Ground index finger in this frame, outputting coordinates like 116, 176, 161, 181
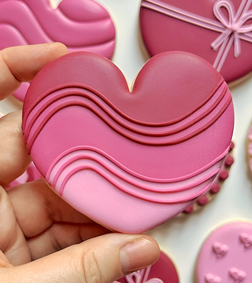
0, 43, 68, 100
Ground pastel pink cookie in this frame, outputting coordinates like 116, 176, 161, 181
196, 222, 252, 283
115, 251, 179, 283
0, 0, 115, 101
22, 51, 234, 233
140, 0, 252, 83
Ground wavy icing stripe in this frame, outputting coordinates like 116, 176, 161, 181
0, 0, 115, 101
23, 83, 231, 150
22, 52, 234, 232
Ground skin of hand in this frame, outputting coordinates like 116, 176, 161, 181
0, 43, 160, 283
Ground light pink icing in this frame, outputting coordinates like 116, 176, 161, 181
0, 0, 115, 101
140, 0, 252, 83
22, 51, 234, 233
197, 222, 252, 283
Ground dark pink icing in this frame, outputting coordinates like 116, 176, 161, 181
140, 0, 252, 83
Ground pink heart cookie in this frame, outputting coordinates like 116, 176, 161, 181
22, 51, 234, 233
115, 251, 179, 283
196, 222, 252, 283
0, 0, 115, 101
140, 0, 252, 83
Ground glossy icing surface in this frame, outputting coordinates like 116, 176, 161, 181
197, 222, 252, 283
140, 0, 252, 83
22, 51, 234, 233
0, 0, 115, 101
115, 251, 179, 283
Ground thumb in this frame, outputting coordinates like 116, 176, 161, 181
5, 233, 160, 283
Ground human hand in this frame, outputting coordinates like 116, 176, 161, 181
0, 44, 160, 283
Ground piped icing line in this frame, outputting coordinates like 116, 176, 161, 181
23, 81, 227, 138
45, 147, 228, 202
114, 266, 164, 283
22, 78, 224, 128
247, 124, 252, 173
47, 148, 220, 193
46, 146, 230, 184
0, 0, 115, 47
24, 84, 232, 150
141, 0, 252, 71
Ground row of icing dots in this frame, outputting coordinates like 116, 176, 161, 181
23, 83, 228, 141
47, 148, 222, 193
23, 86, 232, 150
23, 81, 228, 135
46, 146, 230, 184
183, 142, 234, 213
45, 150, 224, 203
0, 0, 115, 47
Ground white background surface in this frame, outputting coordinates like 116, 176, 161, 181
1, 0, 252, 282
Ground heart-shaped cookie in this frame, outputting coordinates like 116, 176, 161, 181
22, 51, 234, 233
140, 0, 252, 83
197, 222, 252, 283
0, 0, 115, 101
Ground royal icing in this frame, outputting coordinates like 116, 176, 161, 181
22, 51, 234, 233
115, 251, 179, 283
140, 0, 252, 83
0, 0, 115, 101
197, 222, 252, 283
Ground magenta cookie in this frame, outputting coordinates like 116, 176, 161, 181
0, 0, 115, 101
115, 251, 179, 283
196, 221, 252, 283
22, 51, 234, 233
140, 0, 252, 83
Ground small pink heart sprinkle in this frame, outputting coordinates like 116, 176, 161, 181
212, 242, 229, 257
229, 268, 246, 282
240, 233, 252, 248
205, 273, 222, 283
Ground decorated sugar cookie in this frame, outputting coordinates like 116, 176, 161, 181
0, 0, 116, 101
183, 142, 235, 214
196, 221, 252, 283
140, 0, 252, 83
115, 251, 179, 283
22, 51, 234, 233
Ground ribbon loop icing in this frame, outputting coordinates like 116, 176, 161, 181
141, 0, 252, 72
212, 0, 252, 58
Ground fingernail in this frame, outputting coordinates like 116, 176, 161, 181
120, 238, 159, 273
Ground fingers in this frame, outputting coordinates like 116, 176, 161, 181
8, 179, 95, 238
0, 43, 68, 100
3, 233, 160, 283
27, 222, 109, 260
0, 111, 31, 187
0, 186, 30, 266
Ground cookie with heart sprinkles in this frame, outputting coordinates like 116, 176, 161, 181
22, 51, 234, 233
140, 0, 252, 83
196, 221, 252, 283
